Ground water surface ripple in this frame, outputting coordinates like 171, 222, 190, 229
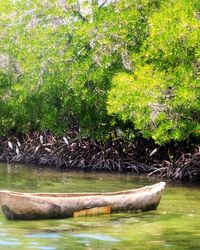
0, 163, 200, 249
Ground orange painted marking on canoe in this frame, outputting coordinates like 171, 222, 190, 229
73, 206, 112, 217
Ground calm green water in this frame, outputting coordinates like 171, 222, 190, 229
0, 163, 200, 250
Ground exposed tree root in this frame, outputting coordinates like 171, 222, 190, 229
0, 132, 199, 181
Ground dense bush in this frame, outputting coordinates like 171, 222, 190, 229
0, 0, 199, 144
107, 0, 200, 144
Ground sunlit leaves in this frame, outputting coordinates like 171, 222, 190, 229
107, 0, 200, 144
0, 0, 199, 144
107, 66, 168, 140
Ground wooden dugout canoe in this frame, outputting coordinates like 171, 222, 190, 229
0, 182, 166, 220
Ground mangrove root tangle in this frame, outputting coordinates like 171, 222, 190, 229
0, 132, 199, 181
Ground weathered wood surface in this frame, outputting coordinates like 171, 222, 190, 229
0, 182, 166, 220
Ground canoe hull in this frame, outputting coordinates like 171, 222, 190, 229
0, 182, 165, 220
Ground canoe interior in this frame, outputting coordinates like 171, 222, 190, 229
0, 182, 166, 199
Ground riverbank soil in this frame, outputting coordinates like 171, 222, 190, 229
0, 132, 199, 182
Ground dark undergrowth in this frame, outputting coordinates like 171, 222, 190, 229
0, 132, 199, 182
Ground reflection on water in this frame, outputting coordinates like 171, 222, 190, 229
0, 163, 200, 249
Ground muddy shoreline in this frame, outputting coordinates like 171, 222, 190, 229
0, 132, 199, 182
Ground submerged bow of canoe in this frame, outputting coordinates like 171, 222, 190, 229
0, 182, 166, 220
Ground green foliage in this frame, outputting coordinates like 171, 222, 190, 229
0, 0, 199, 144
108, 0, 200, 144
